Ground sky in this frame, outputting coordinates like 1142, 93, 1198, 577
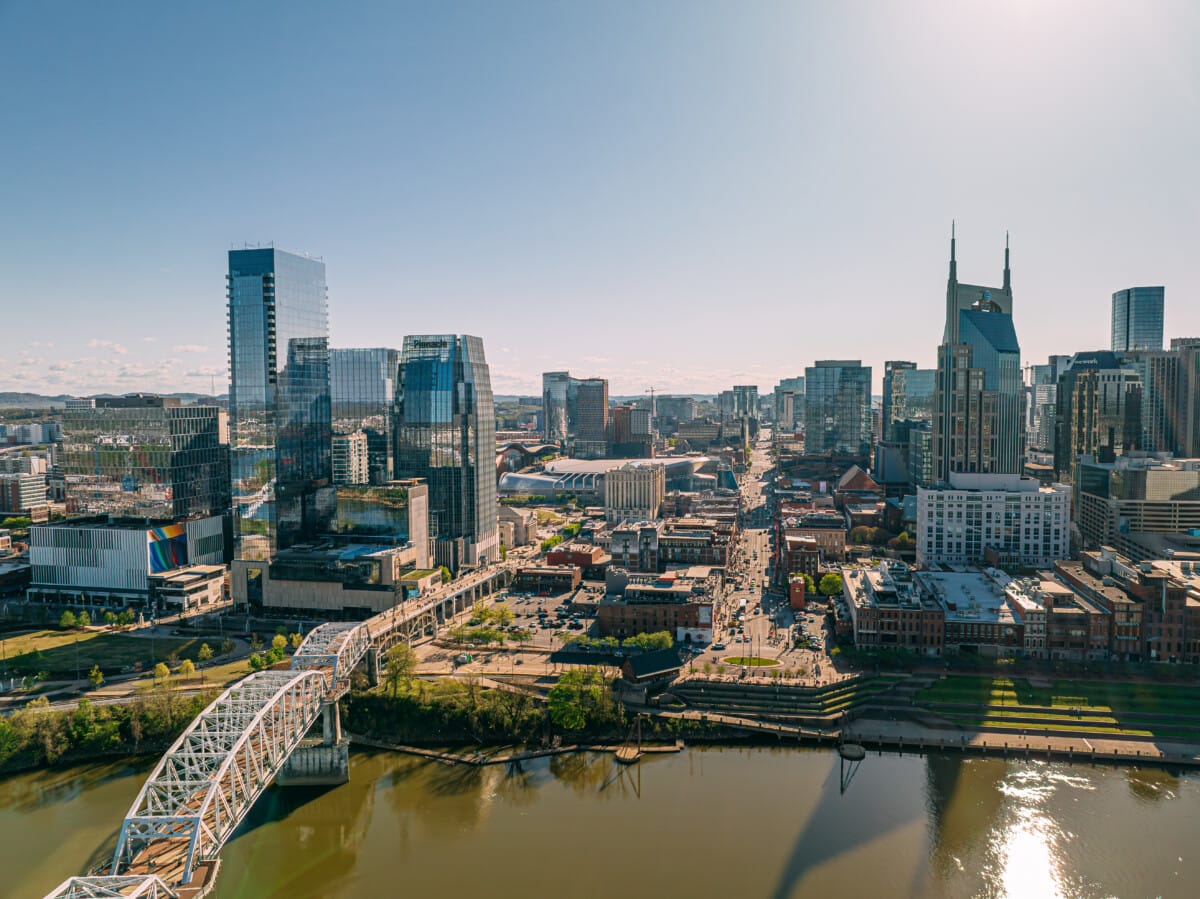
1, 1, 1198, 398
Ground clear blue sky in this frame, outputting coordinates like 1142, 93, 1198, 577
2, 1, 1197, 397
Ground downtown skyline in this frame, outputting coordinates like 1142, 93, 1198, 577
3, 1, 1199, 397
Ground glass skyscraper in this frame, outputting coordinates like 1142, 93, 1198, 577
394, 335, 499, 567
803, 361, 872, 455
331, 347, 400, 484
59, 395, 230, 521
1111, 286, 1165, 353
228, 247, 334, 560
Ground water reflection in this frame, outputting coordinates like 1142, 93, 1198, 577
10, 747, 1200, 899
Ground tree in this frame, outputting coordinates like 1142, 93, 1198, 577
383, 643, 418, 698
249, 633, 264, 652
500, 544, 508, 561
117, 609, 135, 628
888, 531, 915, 551
849, 525, 873, 545
271, 633, 288, 653
77, 610, 91, 628
290, 632, 303, 650
248, 653, 266, 672
547, 668, 615, 731
220, 639, 236, 657
87, 665, 104, 689
104, 611, 118, 628
197, 643, 214, 665
59, 610, 77, 629
818, 572, 844, 597
179, 659, 196, 679
491, 604, 515, 627
153, 662, 170, 682
439, 566, 452, 584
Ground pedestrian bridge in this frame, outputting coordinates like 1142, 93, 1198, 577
45, 566, 511, 898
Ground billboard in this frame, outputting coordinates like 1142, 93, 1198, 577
147, 524, 189, 573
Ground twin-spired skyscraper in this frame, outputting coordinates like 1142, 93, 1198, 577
933, 227, 1024, 481
228, 248, 498, 569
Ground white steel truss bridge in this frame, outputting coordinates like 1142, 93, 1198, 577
43, 622, 371, 897
44, 565, 512, 898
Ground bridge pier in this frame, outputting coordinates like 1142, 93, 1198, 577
367, 647, 381, 687
277, 701, 349, 786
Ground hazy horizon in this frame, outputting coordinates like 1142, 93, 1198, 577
3, 2, 1198, 397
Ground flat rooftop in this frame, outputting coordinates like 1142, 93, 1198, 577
916, 569, 1015, 624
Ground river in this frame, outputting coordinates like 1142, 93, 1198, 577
5, 746, 1199, 898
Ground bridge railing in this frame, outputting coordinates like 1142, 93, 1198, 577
42, 875, 178, 899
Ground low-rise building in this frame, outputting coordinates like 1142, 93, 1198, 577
512, 564, 582, 594
598, 568, 718, 644
230, 540, 427, 616
1004, 577, 1109, 661
546, 543, 611, 578
841, 561, 944, 655
28, 515, 228, 609
498, 505, 537, 547
148, 565, 226, 613
782, 511, 847, 564
920, 568, 1023, 657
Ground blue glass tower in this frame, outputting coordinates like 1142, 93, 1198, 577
1111, 286, 1164, 353
228, 248, 334, 559
394, 335, 499, 568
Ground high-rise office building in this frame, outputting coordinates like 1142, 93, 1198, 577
1111, 287, 1165, 353
59, 395, 230, 521
574, 378, 609, 459
882, 362, 936, 442
803, 361, 872, 455
394, 335, 499, 567
331, 347, 400, 485
933, 228, 1024, 481
1052, 352, 1143, 482
542, 371, 576, 444
228, 247, 334, 560
774, 377, 804, 431
1174, 338, 1200, 458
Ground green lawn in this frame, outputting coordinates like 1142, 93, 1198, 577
725, 656, 779, 667
917, 675, 1200, 740
917, 675, 1200, 717
0, 629, 218, 678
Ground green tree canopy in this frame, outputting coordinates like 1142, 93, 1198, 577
58, 610, 76, 629
77, 610, 91, 628
197, 643, 214, 664
179, 659, 196, 678
547, 668, 615, 731
818, 572, 844, 596
87, 665, 104, 689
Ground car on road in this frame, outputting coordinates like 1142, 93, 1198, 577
712, 642, 726, 650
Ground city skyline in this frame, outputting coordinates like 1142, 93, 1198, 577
3, 3, 1200, 396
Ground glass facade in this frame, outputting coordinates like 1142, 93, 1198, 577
1112, 287, 1164, 353
228, 248, 333, 560
542, 371, 573, 443
803, 361, 872, 455
394, 335, 499, 565
331, 347, 400, 484
59, 396, 230, 521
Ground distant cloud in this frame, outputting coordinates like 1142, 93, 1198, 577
173, 344, 209, 354
141, 337, 158, 343
87, 338, 128, 355
30, 340, 54, 348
